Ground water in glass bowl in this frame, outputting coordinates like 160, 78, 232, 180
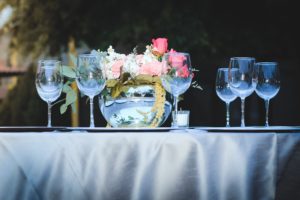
100, 97, 172, 127
99, 85, 172, 128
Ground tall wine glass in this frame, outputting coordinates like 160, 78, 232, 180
216, 68, 238, 127
161, 52, 193, 127
255, 62, 280, 127
35, 60, 63, 127
76, 54, 106, 128
228, 57, 256, 127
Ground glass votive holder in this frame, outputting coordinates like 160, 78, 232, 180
172, 110, 190, 128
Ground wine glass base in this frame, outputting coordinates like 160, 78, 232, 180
171, 122, 178, 128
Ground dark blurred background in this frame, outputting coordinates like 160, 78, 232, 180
0, 0, 299, 127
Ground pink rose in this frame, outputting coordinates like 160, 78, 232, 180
139, 60, 168, 76
152, 38, 168, 56
177, 65, 190, 78
169, 49, 177, 53
168, 52, 186, 68
111, 60, 124, 78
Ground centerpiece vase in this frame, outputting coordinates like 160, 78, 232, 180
99, 84, 172, 128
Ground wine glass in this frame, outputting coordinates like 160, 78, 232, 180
35, 60, 63, 127
76, 54, 106, 128
216, 68, 238, 127
228, 57, 256, 127
161, 52, 193, 127
255, 62, 280, 127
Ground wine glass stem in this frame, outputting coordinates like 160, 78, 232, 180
89, 97, 95, 128
265, 99, 270, 127
241, 98, 245, 127
47, 102, 51, 128
173, 95, 179, 127
226, 102, 230, 127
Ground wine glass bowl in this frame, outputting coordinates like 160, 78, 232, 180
255, 62, 280, 100
161, 52, 192, 96
255, 62, 280, 126
76, 54, 105, 98
216, 68, 237, 127
35, 60, 63, 127
229, 57, 256, 98
161, 52, 193, 127
76, 54, 106, 128
228, 57, 256, 127
161, 76, 192, 98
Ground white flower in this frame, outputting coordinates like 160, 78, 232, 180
102, 62, 114, 79
123, 54, 140, 77
100, 46, 126, 79
96, 44, 162, 80
143, 45, 157, 63
106, 46, 126, 61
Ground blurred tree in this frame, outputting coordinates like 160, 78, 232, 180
0, 0, 299, 126
0, 0, 213, 126
0, 0, 214, 58
0, 65, 69, 126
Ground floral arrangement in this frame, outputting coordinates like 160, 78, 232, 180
100, 38, 169, 80
94, 38, 198, 97
61, 38, 201, 127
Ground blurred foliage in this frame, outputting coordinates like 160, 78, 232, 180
0, 65, 70, 125
1, 0, 299, 61
0, 0, 299, 126
0, 0, 214, 59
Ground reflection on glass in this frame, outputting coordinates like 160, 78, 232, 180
255, 62, 280, 127
228, 57, 256, 127
161, 52, 192, 127
216, 68, 237, 127
36, 60, 63, 127
76, 54, 106, 127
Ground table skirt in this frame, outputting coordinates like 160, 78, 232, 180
1, 130, 300, 200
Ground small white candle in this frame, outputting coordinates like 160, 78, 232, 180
173, 110, 190, 127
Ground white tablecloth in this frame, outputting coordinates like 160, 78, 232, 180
1, 129, 300, 200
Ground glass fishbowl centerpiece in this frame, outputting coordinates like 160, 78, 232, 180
99, 85, 172, 128
60, 37, 199, 128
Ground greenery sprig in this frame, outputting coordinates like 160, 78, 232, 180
60, 54, 77, 114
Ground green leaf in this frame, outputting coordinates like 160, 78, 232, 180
62, 65, 76, 78
128, 116, 134, 120
106, 79, 118, 87
66, 90, 77, 106
62, 84, 72, 93
60, 89, 77, 114
120, 72, 131, 83
60, 104, 68, 114
69, 53, 77, 66
111, 83, 123, 98
101, 88, 108, 97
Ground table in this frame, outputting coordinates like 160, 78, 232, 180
1, 127, 300, 200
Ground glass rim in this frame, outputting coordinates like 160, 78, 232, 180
78, 53, 99, 58
230, 57, 255, 61
38, 59, 61, 64
218, 67, 238, 72
255, 62, 278, 65
165, 52, 190, 56
172, 110, 190, 114
38, 60, 61, 68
